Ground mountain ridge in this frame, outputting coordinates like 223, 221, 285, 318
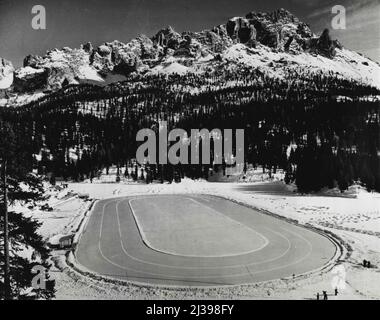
1, 8, 380, 106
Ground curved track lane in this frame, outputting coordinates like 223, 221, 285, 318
76, 195, 338, 286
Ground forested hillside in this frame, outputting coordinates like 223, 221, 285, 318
1, 68, 379, 192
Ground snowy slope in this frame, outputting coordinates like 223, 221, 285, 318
222, 44, 380, 88
0, 72, 13, 89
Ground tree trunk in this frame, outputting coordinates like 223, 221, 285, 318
2, 160, 11, 299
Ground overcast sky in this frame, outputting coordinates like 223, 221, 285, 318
0, 0, 379, 67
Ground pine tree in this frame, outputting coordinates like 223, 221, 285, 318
0, 122, 55, 299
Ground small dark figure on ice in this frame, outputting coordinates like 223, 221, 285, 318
323, 291, 328, 300
363, 259, 372, 268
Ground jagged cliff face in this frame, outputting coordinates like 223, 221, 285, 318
0, 58, 14, 91
0, 8, 379, 105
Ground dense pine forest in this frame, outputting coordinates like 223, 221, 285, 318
1, 69, 379, 193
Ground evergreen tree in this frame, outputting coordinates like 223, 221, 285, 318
0, 122, 55, 299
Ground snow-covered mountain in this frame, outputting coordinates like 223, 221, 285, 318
1, 8, 379, 106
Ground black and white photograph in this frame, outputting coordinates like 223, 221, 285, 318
0, 0, 379, 305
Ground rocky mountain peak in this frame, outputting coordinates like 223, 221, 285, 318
81, 42, 94, 54
152, 25, 182, 49
242, 9, 312, 49
269, 8, 299, 23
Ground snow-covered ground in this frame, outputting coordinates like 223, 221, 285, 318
11, 184, 92, 245
0, 91, 46, 107
17, 178, 380, 299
